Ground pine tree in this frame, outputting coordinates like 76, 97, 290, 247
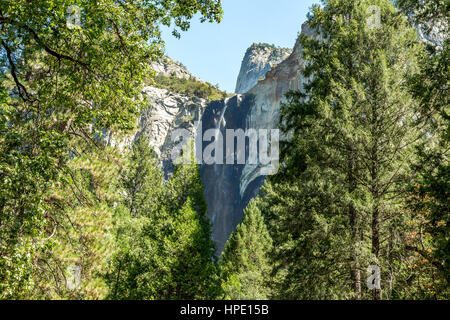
165, 142, 208, 217
397, 0, 449, 299
163, 197, 219, 299
122, 135, 164, 217
220, 200, 273, 300
32, 144, 126, 299
162, 144, 220, 299
263, 0, 426, 299
106, 140, 219, 299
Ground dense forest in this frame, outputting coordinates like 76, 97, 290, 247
0, 0, 448, 300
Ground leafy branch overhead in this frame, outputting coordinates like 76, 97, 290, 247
0, 0, 222, 299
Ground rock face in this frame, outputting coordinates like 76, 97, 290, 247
417, 22, 447, 49
235, 44, 292, 94
139, 87, 207, 175
200, 14, 448, 254
105, 58, 208, 177
388, 0, 447, 49
199, 24, 315, 253
108, 7, 447, 255
150, 56, 203, 82
199, 95, 266, 253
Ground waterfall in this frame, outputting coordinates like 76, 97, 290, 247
217, 98, 230, 132
212, 98, 230, 172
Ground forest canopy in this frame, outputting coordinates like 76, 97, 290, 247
0, 0, 448, 301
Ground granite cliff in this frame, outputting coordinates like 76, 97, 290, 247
109, 6, 446, 254
199, 8, 447, 253
235, 43, 291, 94
199, 24, 315, 252
104, 57, 210, 176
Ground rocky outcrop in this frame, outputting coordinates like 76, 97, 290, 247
200, 13, 448, 253
140, 87, 207, 175
105, 86, 208, 176
417, 21, 447, 49
235, 44, 291, 94
104, 58, 209, 177
150, 56, 203, 82
238, 23, 317, 196
199, 24, 315, 253
107, 7, 447, 255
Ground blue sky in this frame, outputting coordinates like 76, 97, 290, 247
161, 0, 318, 93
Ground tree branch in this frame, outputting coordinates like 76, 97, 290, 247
405, 245, 446, 274
0, 38, 31, 101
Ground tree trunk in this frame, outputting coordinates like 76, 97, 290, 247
388, 226, 394, 299
371, 106, 381, 300
371, 204, 381, 300
348, 151, 361, 299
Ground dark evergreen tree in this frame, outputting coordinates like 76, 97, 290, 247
220, 200, 273, 299
106, 140, 219, 300
162, 144, 220, 299
122, 135, 164, 217
397, 0, 449, 299
261, 0, 426, 299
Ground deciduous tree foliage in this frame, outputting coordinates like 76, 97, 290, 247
0, 0, 222, 298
